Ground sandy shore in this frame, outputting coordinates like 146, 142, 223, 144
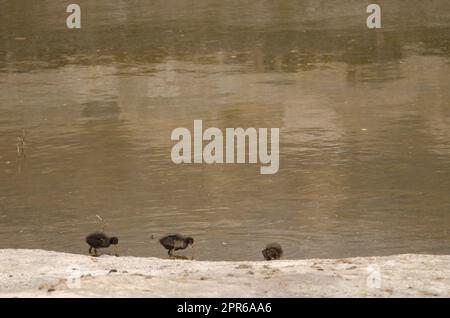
0, 249, 449, 297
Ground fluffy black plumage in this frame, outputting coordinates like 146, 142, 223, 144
262, 243, 283, 260
159, 234, 194, 256
86, 232, 119, 256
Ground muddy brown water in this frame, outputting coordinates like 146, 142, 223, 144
0, 1, 450, 260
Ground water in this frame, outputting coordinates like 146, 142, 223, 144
0, 0, 450, 260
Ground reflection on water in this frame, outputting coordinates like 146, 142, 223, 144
0, 1, 450, 260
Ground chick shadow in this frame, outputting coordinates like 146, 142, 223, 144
89, 252, 120, 258
169, 255, 194, 260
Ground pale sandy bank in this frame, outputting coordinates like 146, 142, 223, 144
0, 249, 449, 297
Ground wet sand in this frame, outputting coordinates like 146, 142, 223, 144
0, 249, 449, 297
